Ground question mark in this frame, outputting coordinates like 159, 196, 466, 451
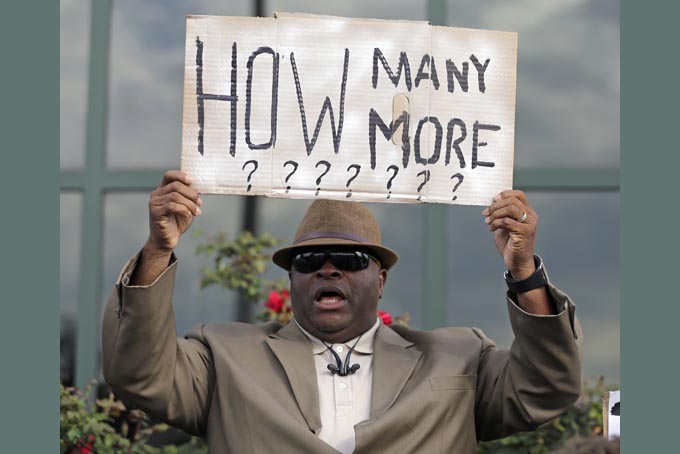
283, 160, 299, 193
315, 160, 331, 196
385, 165, 399, 199
450, 173, 464, 201
345, 164, 361, 198
416, 169, 430, 201
242, 160, 258, 192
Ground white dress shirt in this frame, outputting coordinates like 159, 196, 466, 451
295, 317, 381, 454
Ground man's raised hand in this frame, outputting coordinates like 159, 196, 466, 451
131, 170, 202, 286
482, 190, 555, 315
146, 170, 202, 254
482, 190, 538, 281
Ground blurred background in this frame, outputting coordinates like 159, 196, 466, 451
61, 0, 619, 391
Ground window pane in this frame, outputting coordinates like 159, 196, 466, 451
259, 198, 427, 327
61, 192, 82, 385
106, 0, 426, 169
445, 0, 620, 169
102, 193, 242, 336
266, 0, 427, 20
106, 0, 251, 169
446, 192, 619, 384
60, 0, 90, 169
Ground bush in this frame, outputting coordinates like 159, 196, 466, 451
195, 229, 280, 304
60, 383, 207, 454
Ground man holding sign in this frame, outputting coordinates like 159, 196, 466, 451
102, 170, 582, 453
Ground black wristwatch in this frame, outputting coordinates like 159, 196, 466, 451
504, 255, 549, 294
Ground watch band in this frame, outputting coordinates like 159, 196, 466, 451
504, 255, 549, 294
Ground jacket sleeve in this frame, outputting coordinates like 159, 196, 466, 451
101, 253, 215, 437
473, 284, 584, 441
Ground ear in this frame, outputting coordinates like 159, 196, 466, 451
378, 269, 388, 298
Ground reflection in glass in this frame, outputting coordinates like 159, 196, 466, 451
445, 192, 619, 383
445, 0, 619, 168
107, 0, 251, 169
61, 192, 82, 385
60, 0, 90, 169
266, 0, 427, 21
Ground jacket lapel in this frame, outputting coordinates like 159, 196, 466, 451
265, 322, 322, 434
370, 324, 422, 418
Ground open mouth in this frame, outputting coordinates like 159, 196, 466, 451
314, 287, 347, 308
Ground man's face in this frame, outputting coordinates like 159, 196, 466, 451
289, 247, 387, 343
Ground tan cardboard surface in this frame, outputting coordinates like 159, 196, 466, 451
181, 14, 517, 206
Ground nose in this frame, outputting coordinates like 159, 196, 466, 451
316, 259, 342, 278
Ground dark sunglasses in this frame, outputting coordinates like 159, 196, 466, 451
292, 250, 380, 273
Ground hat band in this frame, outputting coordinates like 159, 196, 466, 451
294, 230, 373, 245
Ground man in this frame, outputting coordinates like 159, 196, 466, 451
102, 170, 583, 454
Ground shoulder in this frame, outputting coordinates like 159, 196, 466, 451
388, 324, 492, 352
185, 321, 284, 343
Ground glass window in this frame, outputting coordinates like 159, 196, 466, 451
102, 193, 243, 336
371, 203, 427, 324
445, 192, 619, 384
259, 198, 427, 327
107, 0, 427, 169
60, 0, 90, 169
61, 192, 82, 385
106, 0, 251, 169
445, 0, 619, 169
266, 0, 428, 21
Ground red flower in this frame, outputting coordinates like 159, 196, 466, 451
377, 310, 392, 325
87, 435, 96, 444
266, 290, 285, 313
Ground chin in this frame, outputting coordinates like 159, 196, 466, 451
311, 314, 351, 334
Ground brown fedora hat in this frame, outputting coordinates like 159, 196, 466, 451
272, 199, 399, 271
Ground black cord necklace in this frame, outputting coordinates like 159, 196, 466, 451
323, 335, 363, 377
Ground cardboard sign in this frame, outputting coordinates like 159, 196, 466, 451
603, 390, 620, 439
181, 13, 517, 205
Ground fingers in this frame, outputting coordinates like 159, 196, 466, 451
160, 170, 193, 188
482, 190, 537, 228
151, 191, 202, 216
153, 170, 203, 214
160, 201, 194, 221
482, 190, 539, 273
153, 182, 202, 210
144, 171, 204, 255
485, 204, 526, 226
487, 215, 531, 233
489, 190, 532, 213
491, 189, 530, 206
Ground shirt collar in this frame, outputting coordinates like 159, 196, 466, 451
295, 317, 381, 355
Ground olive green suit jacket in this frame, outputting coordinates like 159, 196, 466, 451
102, 255, 583, 454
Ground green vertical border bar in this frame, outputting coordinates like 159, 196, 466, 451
75, 0, 113, 389
424, 0, 448, 329
622, 1, 674, 450
0, 1, 59, 450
